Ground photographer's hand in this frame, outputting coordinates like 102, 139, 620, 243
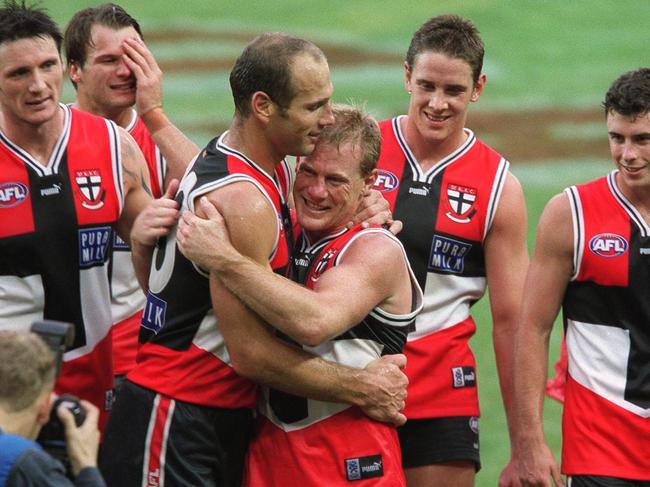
57, 400, 100, 477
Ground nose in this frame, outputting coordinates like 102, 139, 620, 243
29, 71, 47, 93
621, 141, 638, 162
319, 102, 335, 127
307, 177, 328, 199
428, 91, 448, 111
116, 58, 133, 78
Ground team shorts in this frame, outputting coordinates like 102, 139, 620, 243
99, 380, 254, 487
398, 416, 480, 471
568, 476, 650, 487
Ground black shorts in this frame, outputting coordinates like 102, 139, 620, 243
99, 380, 254, 487
398, 416, 480, 471
568, 476, 650, 487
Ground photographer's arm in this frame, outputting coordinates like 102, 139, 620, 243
58, 400, 106, 486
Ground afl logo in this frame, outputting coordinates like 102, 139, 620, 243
0, 182, 28, 208
589, 233, 628, 257
373, 170, 398, 192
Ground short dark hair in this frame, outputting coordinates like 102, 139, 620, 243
64, 3, 143, 68
603, 68, 650, 120
0, 331, 55, 412
0, 0, 62, 53
319, 103, 380, 178
229, 32, 326, 117
406, 14, 484, 84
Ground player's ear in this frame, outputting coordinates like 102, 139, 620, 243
471, 73, 487, 102
68, 61, 82, 86
251, 91, 274, 122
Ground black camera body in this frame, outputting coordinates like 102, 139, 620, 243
31, 320, 86, 477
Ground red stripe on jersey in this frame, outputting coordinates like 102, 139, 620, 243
130, 115, 163, 198
67, 109, 121, 226
562, 376, 650, 479
129, 342, 257, 409
56, 331, 114, 431
112, 310, 142, 375
403, 317, 479, 418
573, 177, 630, 286
244, 409, 404, 487
0, 158, 34, 238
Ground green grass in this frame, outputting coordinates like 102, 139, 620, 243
40, 1, 641, 483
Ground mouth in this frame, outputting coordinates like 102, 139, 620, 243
424, 111, 450, 124
26, 97, 51, 109
302, 197, 329, 212
111, 82, 136, 92
619, 162, 648, 173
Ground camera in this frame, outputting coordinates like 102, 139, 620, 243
31, 320, 86, 477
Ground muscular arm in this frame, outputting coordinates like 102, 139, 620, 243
513, 193, 572, 487
113, 128, 154, 288
206, 184, 408, 424
178, 198, 412, 346
122, 37, 199, 185
485, 173, 529, 442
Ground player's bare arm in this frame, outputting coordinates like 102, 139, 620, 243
122, 37, 199, 185
486, 173, 529, 487
180, 200, 412, 345
207, 183, 409, 425
513, 193, 573, 487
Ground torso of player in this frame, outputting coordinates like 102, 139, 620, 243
260, 225, 422, 432
0, 104, 122, 415
128, 132, 293, 409
561, 172, 650, 478
375, 116, 509, 340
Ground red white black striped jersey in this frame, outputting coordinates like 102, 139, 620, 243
128, 132, 293, 409
246, 225, 421, 487
561, 171, 650, 480
375, 116, 509, 418
110, 109, 166, 375
0, 104, 123, 422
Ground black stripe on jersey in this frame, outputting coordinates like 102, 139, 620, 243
331, 313, 410, 356
563, 225, 650, 409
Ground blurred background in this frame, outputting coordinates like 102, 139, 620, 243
42, 0, 648, 483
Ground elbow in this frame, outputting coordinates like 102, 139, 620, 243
291, 318, 331, 348
228, 343, 264, 381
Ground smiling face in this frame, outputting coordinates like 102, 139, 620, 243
0, 36, 63, 128
607, 110, 650, 192
405, 51, 485, 156
267, 52, 335, 158
69, 24, 140, 122
294, 139, 374, 241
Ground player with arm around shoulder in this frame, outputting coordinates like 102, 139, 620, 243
178, 103, 423, 486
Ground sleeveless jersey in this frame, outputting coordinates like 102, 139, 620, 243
375, 116, 509, 418
245, 225, 423, 486
561, 171, 650, 480
0, 104, 123, 422
128, 132, 293, 409
110, 110, 166, 376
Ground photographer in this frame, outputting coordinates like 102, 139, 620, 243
0, 331, 105, 487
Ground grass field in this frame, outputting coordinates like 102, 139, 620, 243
40, 1, 648, 484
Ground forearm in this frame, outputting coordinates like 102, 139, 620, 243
214, 251, 335, 345
131, 240, 154, 293
140, 108, 199, 185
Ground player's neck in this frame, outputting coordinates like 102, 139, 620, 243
0, 105, 64, 167
73, 98, 134, 129
224, 118, 281, 177
401, 116, 468, 171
